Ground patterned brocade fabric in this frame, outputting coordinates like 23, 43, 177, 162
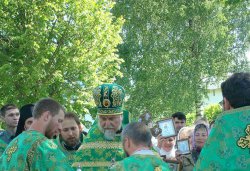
194, 106, 250, 171
0, 130, 73, 171
72, 123, 126, 171
110, 154, 170, 171
53, 136, 77, 166
93, 83, 125, 115
0, 139, 7, 156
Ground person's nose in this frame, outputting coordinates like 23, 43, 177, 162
69, 130, 73, 136
58, 124, 62, 132
13, 115, 19, 120
105, 120, 111, 127
196, 135, 202, 140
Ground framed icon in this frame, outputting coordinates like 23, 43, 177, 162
157, 118, 176, 138
163, 159, 181, 171
177, 139, 191, 155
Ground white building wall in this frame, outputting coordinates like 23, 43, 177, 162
201, 88, 223, 111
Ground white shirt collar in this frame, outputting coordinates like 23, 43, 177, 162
132, 149, 155, 155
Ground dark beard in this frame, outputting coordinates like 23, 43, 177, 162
62, 140, 81, 151
44, 132, 53, 139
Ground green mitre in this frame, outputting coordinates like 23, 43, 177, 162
93, 83, 125, 116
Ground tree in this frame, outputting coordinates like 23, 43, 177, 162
186, 112, 196, 126
113, 0, 249, 120
0, 0, 124, 119
203, 104, 222, 123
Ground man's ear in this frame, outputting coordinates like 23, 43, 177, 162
124, 137, 131, 148
223, 97, 232, 111
42, 111, 51, 122
78, 124, 82, 132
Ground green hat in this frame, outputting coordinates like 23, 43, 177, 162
93, 83, 125, 115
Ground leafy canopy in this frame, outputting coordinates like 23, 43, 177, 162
0, 0, 124, 120
113, 0, 249, 120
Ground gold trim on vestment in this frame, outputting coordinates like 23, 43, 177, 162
98, 112, 123, 116
27, 137, 47, 167
237, 125, 250, 149
72, 161, 112, 167
154, 167, 162, 171
79, 141, 122, 150
6, 139, 18, 162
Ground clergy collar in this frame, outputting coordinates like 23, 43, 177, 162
60, 132, 83, 151
132, 149, 155, 155
62, 141, 81, 151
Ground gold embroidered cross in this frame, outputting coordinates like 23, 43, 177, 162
237, 125, 250, 149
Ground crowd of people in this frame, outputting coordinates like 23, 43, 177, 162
0, 72, 249, 170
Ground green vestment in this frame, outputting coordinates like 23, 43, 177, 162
0, 138, 7, 156
194, 106, 250, 171
53, 136, 76, 166
0, 130, 73, 171
0, 130, 14, 144
0, 130, 14, 156
53, 133, 84, 165
72, 123, 126, 171
111, 151, 170, 171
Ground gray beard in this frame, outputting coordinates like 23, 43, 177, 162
98, 120, 122, 141
104, 129, 116, 141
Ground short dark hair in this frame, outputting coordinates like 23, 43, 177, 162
15, 104, 34, 137
221, 72, 250, 108
0, 104, 18, 117
33, 98, 65, 119
122, 122, 152, 147
64, 112, 81, 125
172, 112, 186, 121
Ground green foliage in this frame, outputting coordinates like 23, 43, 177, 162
113, 0, 250, 118
0, 0, 124, 118
0, 119, 5, 130
186, 112, 196, 126
82, 121, 93, 130
203, 104, 222, 122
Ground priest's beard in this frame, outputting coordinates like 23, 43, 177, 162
104, 129, 116, 141
98, 122, 122, 141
